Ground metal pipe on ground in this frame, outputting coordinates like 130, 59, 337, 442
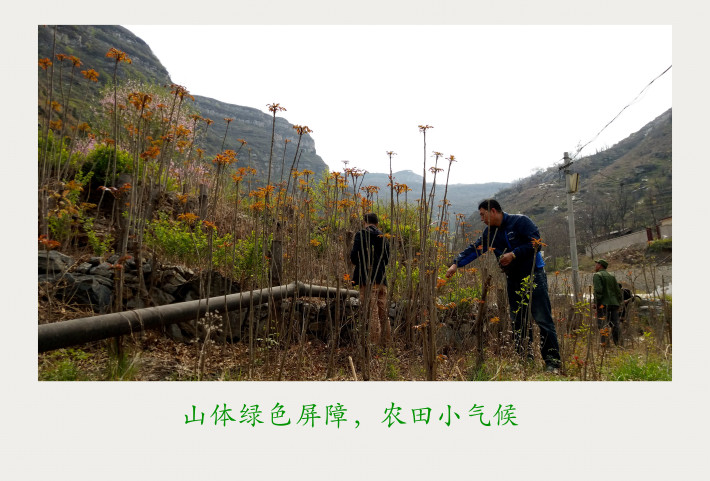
38, 281, 359, 353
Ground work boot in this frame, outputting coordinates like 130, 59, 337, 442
545, 364, 560, 375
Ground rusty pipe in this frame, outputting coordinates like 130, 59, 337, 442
38, 282, 359, 353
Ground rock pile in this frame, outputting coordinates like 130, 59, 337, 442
38, 250, 365, 344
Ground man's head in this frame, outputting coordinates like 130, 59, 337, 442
363, 212, 379, 226
595, 259, 608, 271
478, 198, 503, 227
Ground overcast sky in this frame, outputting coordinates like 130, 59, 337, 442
123, 24, 671, 184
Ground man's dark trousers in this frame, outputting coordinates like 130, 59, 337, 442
507, 269, 561, 367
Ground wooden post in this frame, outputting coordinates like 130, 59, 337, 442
198, 183, 208, 219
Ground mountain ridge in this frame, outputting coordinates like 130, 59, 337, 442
472, 108, 672, 258
38, 25, 328, 180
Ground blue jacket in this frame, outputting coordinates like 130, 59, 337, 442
452, 212, 545, 280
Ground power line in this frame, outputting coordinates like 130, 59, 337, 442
571, 65, 672, 161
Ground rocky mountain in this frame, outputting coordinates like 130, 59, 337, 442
37, 25, 328, 180
191, 95, 324, 178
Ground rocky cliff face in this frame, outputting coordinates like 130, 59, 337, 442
38, 25, 329, 179
192, 95, 326, 179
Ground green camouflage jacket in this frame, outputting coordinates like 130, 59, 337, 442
593, 269, 622, 307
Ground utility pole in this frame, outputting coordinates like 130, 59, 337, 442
559, 152, 581, 304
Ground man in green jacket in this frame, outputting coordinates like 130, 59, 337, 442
593, 259, 623, 346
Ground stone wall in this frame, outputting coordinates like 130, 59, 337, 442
585, 221, 672, 257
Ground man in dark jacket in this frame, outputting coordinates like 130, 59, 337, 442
619, 282, 635, 322
593, 259, 623, 346
445, 199, 561, 372
350, 212, 391, 345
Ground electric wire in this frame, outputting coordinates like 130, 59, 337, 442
571, 65, 672, 161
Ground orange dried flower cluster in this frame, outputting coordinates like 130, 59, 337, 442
267, 103, 287, 113
336, 199, 356, 209
140, 146, 160, 160
231, 166, 257, 183
106, 47, 132, 64
38, 235, 61, 250
531, 237, 547, 248
343, 168, 364, 179
128, 92, 152, 110
170, 84, 193, 101
293, 125, 312, 135
213, 150, 237, 165
249, 184, 276, 200
394, 183, 411, 195
81, 69, 99, 82
177, 213, 199, 225
250, 201, 266, 212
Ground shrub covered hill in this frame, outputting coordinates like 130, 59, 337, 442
37, 25, 328, 180
468, 109, 672, 259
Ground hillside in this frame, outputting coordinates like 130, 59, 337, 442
470, 109, 672, 258
361, 170, 508, 216
37, 25, 328, 180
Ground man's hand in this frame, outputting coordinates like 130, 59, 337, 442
445, 264, 458, 278
499, 252, 515, 267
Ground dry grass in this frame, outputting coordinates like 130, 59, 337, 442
39, 327, 669, 382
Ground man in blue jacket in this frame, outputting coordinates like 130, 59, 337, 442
446, 199, 561, 372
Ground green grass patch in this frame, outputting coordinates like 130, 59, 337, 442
39, 348, 92, 381
647, 238, 672, 253
607, 353, 671, 381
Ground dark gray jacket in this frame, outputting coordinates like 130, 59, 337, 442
350, 225, 389, 286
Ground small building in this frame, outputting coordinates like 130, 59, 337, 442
585, 217, 672, 257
